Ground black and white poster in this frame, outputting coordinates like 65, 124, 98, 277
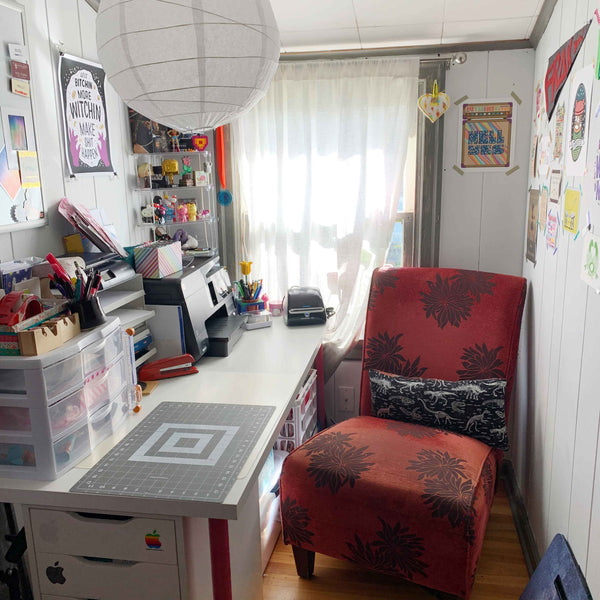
58, 53, 113, 176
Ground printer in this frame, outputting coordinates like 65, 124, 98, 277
142, 255, 244, 361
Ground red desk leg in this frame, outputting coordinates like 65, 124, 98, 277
314, 345, 325, 428
209, 518, 232, 600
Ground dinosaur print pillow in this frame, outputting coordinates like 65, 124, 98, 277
368, 370, 508, 450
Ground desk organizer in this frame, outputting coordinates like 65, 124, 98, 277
273, 369, 318, 453
134, 241, 182, 279
236, 299, 265, 313
0, 317, 131, 480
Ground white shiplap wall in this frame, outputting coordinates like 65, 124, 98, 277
440, 49, 535, 276
0, 0, 138, 263
513, 0, 600, 595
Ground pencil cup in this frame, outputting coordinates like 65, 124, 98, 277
70, 296, 106, 330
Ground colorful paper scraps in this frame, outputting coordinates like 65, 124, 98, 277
581, 231, 600, 290
550, 169, 562, 203
0, 146, 21, 200
565, 65, 594, 177
545, 21, 590, 120
527, 189, 540, 264
563, 188, 581, 234
546, 206, 559, 250
553, 104, 565, 159
418, 80, 450, 123
538, 135, 552, 181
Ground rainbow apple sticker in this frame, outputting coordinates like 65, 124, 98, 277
145, 530, 162, 550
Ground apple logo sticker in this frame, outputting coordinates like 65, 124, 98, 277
46, 561, 66, 585
145, 530, 162, 550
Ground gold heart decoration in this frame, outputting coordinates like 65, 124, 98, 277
418, 81, 450, 123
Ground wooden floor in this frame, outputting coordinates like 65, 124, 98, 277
263, 481, 529, 600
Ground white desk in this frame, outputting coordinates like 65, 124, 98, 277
0, 319, 325, 600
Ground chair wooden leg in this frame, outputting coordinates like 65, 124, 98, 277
291, 545, 315, 579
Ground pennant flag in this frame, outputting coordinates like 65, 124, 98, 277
545, 20, 591, 121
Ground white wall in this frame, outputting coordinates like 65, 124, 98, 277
0, 0, 137, 264
440, 49, 535, 276
510, 1, 600, 595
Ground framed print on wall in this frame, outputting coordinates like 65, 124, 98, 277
458, 98, 517, 172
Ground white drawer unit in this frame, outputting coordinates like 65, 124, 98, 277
27, 508, 185, 600
0, 318, 132, 480
36, 553, 181, 600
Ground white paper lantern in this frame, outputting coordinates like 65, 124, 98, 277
96, 0, 280, 132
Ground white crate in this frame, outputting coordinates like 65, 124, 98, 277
274, 369, 317, 453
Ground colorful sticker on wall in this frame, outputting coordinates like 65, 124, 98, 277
553, 104, 565, 159
581, 231, 600, 290
530, 134, 538, 179
545, 21, 590, 120
550, 169, 562, 203
527, 188, 540, 264
58, 53, 113, 176
537, 135, 552, 181
535, 82, 544, 123
594, 141, 600, 207
539, 186, 549, 230
563, 188, 581, 234
546, 206, 559, 250
145, 530, 162, 550
565, 65, 594, 177
459, 100, 514, 170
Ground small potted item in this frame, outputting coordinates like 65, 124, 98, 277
162, 159, 179, 187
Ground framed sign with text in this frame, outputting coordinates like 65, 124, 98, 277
458, 99, 516, 172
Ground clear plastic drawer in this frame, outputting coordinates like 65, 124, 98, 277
48, 388, 87, 439
0, 406, 31, 433
83, 356, 127, 413
42, 354, 84, 402
53, 423, 91, 474
0, 440, 36, 468
88, 386, 129, 448
83, 329, 123, 377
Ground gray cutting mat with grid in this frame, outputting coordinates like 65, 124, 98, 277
70, 402, 276, 502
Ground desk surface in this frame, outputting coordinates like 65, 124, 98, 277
0, 319, 324, 520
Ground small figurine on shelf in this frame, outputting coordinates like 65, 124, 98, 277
167, 129, 181, 152
182, 156, 192, 174
176, 203, 188, 222
162, 159, 179, 187
154, 202, 166, 224
187, 202, 197, 221
141, 205, 155, 224
164, 201, 176, 224
200, 209, 210, 219
137, 163, 151, 188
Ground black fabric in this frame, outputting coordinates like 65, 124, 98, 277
368, 370, 508, 450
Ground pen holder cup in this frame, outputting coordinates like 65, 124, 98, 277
69, 296, 106, 330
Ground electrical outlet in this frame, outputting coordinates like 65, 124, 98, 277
336, 386, 356, 415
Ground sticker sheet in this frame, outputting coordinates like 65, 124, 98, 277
581, 231, 600, 291
565, 65, 594, 177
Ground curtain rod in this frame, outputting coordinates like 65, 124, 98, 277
279, 39, 531, 63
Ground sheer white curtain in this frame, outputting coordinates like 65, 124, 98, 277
231, 57, 419, 379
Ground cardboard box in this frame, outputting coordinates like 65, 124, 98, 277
134, 241, 182, 279
18, 314, 80, 356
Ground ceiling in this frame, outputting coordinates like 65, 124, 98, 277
270, 0, 548, 54
87, 0, 551, 54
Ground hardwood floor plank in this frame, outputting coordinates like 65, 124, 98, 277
263, 482, 529, 599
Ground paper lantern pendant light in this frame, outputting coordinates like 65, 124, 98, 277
96, 0, 280, 132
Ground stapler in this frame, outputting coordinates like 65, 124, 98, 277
138, 354, 198, 381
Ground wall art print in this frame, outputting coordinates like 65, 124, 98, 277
58, 53, 113, 176
553, 103, 565, 160
539, 186, 549, 231
563, 188, 581, 234
581, 231, 600, 291
565, 65, 594, 177
459, 99, 515, 171
546, 206, 559, 250
527, 188, 540, 264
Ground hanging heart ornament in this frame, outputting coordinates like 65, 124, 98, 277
418, 80, 450, 123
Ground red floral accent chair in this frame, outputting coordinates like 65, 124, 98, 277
279, 267, 526, 599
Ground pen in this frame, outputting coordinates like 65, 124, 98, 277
46, 253, 70, 282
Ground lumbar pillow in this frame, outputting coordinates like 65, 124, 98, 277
368, 370, 508, 450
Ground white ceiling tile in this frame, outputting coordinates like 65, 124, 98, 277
354, 0, 445, 27
444, 0, 540, 22
270, 0, 356, 31
359, 23, 443, 48
280, 28, 362, 52
442, 18, 531, 44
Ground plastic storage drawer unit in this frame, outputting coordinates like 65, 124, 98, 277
0, 318, 130, 480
